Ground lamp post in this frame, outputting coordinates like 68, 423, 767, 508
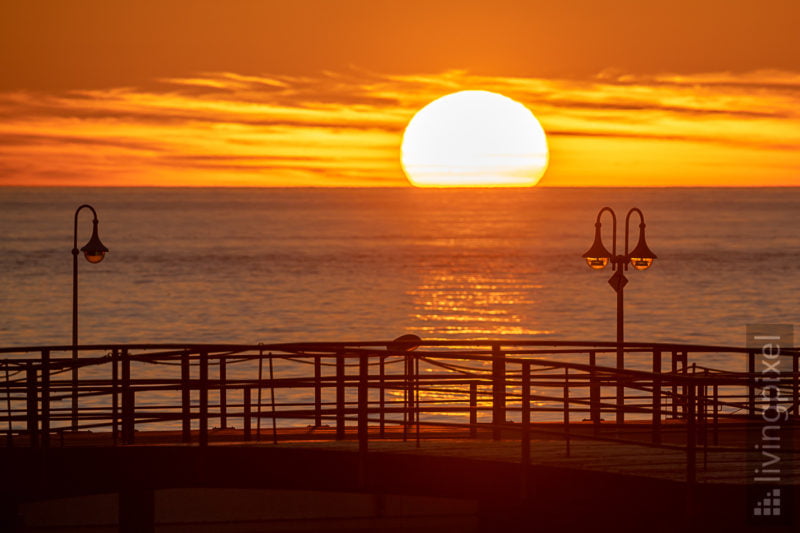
72, 204, 109, 430
582, 207, 656, 424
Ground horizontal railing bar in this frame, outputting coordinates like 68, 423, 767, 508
3, 340, 798, 356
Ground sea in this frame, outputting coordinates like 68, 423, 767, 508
1, 187, 794, 533
1, 186, 799, 385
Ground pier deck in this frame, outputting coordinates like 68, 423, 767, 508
2, 340, 799, 531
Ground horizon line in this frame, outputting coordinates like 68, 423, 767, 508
3, 184, 800, 190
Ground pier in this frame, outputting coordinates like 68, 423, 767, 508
2, 340, 799, 532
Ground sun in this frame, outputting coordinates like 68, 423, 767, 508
401, 90, 549, 188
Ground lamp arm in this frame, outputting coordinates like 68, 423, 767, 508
73, 204, 99, 251
624, 207, 645, 257
595, 206, 617, 268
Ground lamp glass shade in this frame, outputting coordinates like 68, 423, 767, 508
586, 257, 610, 269
80, 221, 109, 264
83, 250, 106, 263
581, 224, 612, 270
628, 227, 656, 271
630, 257, 653, 270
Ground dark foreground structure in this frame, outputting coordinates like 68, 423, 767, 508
1, 340, 798, 532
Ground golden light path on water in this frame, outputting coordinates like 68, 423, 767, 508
408, 271, 554, 337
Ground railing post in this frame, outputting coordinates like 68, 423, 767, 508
269, 353, 277, 445
358, 352, 369, 486
414, 354, 421, 448
199, 351, 208, 447
111, 348, 119, 446
686, 382, 696, 478
121, 348, 133, 444
71, 348, 78, 432
122, 387, 136, 444
181, 351, 191, 444
379, 355, 385, 437
712, 383, 719, 445
469, 381, 478, 438
336, 352, 345, 440
589, 351, 601, 432
793, 355, 799, 417
256, 351, 263, 442
681, 351, 688, 418
25, 362, 38, 448
5, 362, 13, 447
563, 368, 571, 458
243, 387, 251, 441
492, 345, 506, 440
671, 351, 679, 418
686, 381, 697, 514
405, 352, 415, 428
700, 383, 708, 471
748, 350, 756, 417
122, 390, 135, 445
40, 350, 50, 448
219, 355, 227, 429
314, 354, 322, 428
652, 349, 662, 445
616, 331, 625, 426
520, 361, 531, 500
698, 378, 707, 447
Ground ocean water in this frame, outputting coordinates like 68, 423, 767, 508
1, 186, 799, 428
1, 186, 798, 358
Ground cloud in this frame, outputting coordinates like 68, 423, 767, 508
0, 132, 165, 151
0, 69, 798, 186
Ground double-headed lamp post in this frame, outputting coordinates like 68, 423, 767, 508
582, 207, 656, 424
72, 204, 109, 430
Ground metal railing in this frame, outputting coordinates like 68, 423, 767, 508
2, 340, 799, 490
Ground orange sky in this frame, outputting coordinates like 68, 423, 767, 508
1, 1, 798, 187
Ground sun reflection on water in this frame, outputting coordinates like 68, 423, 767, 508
407, 269, 553, 337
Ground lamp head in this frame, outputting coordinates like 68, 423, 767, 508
629, 224, 656, 271
80, 219, 109, 264
582, 222, 612, 270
